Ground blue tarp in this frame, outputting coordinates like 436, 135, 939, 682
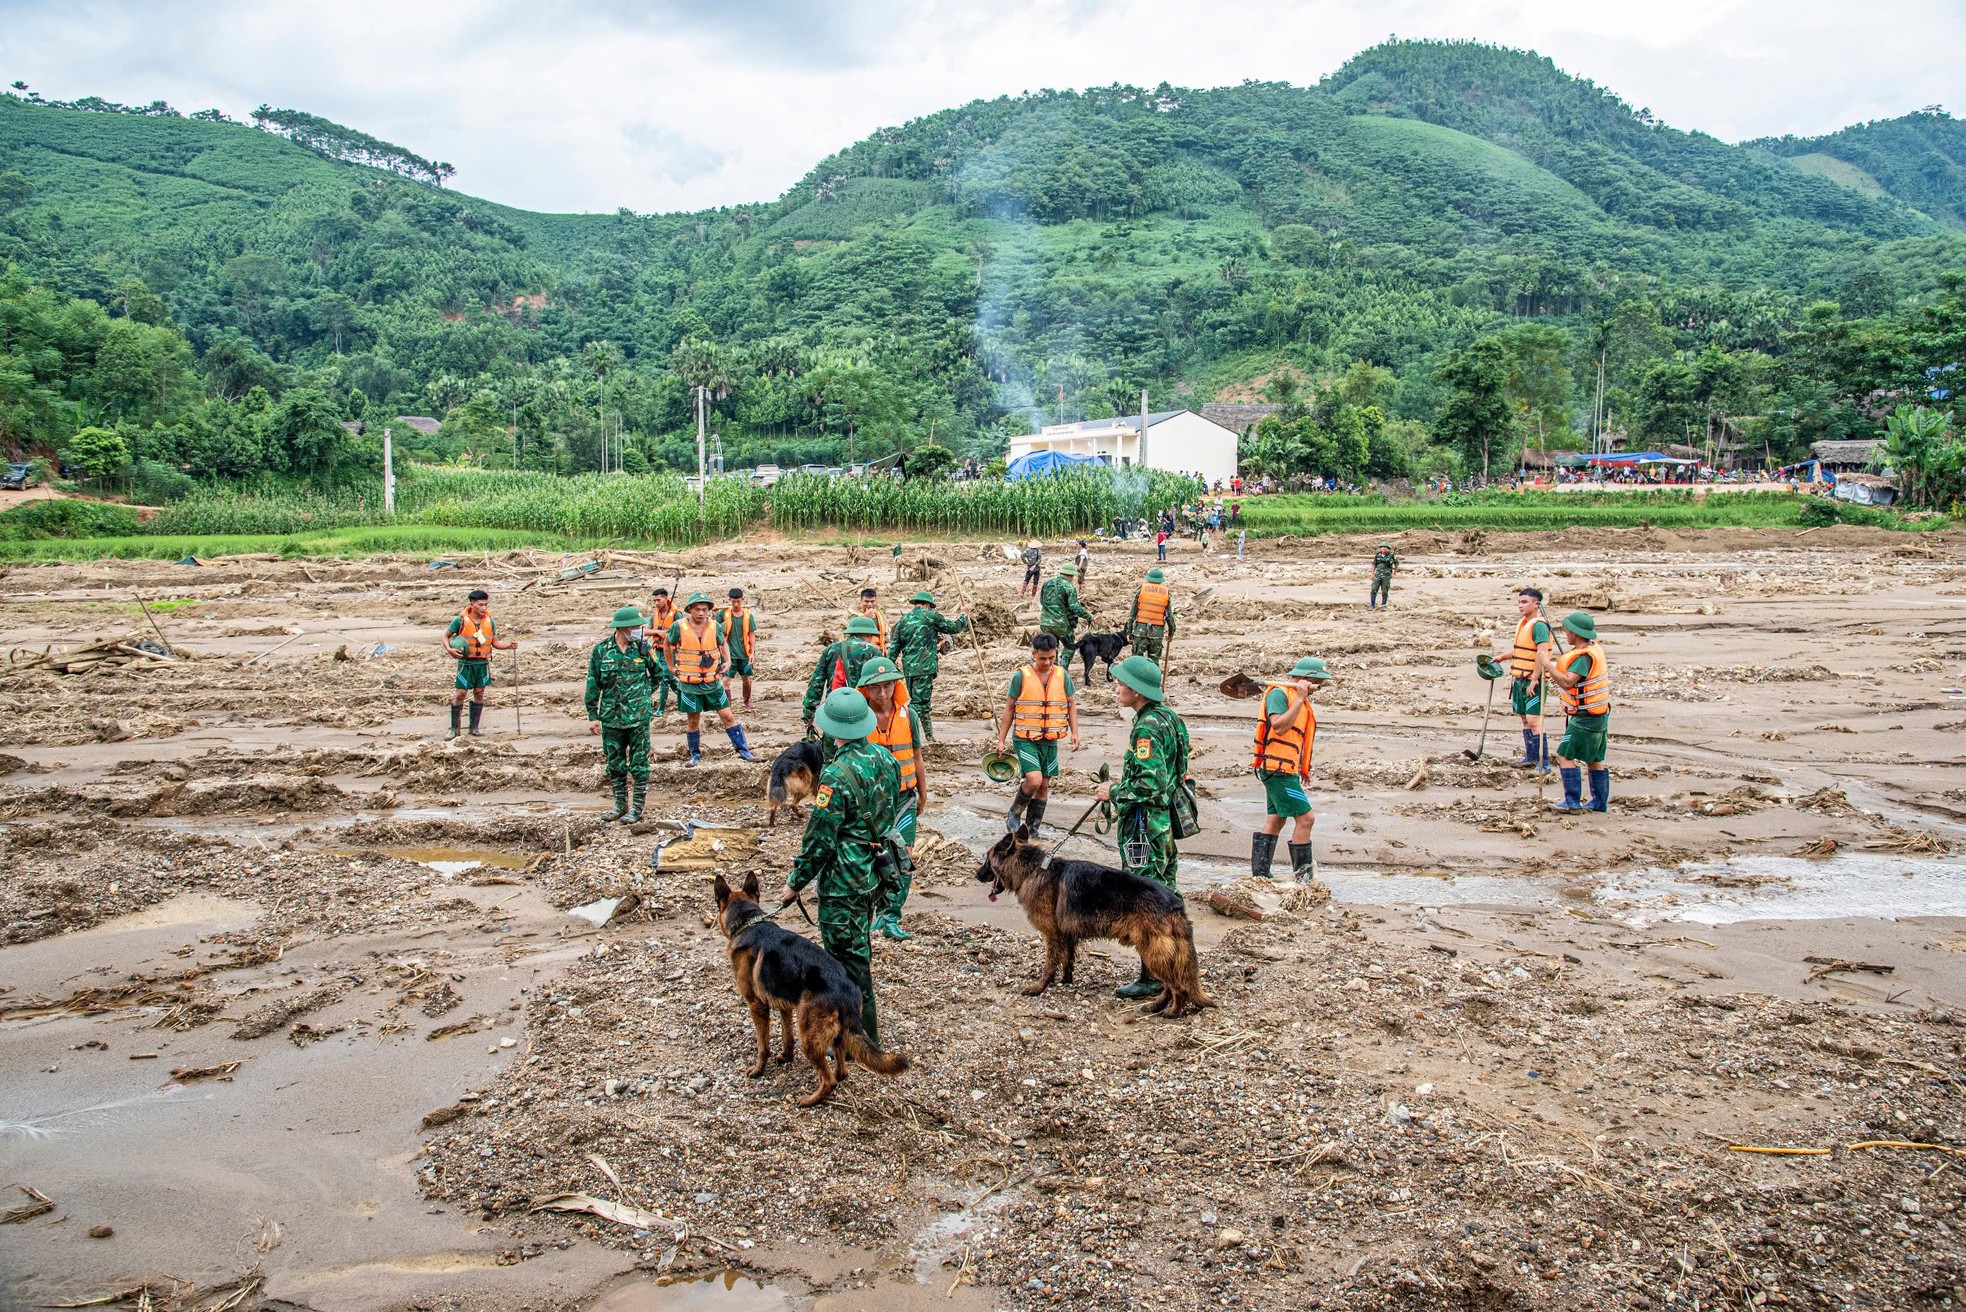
1584, 452, 1696, 464
1005, 450, 1101, 481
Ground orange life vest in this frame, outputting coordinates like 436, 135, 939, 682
455, 612, 494, 660
1134, 581, 1170, 628
649, 601, 677, 654
718, 607, 756, 659
1012, 664, 1070, 741
672, 619, 722, 685
868, 706, 918, 794
1251, 684, 1316, 775
1509, 613, 1548, 679
1557, 643, 1610, 716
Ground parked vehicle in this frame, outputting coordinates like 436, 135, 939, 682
2, 462, 33, 491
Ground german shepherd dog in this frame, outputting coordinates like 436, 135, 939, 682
712, 872, 909, 1106
1076, 629, 1130, 684
765, 739, 825, 826
976, 828, 1212, 1017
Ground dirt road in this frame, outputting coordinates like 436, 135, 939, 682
4, 526, 1965, 1311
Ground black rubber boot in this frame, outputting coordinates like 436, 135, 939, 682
1116, 964, 1164, 1000
1024, 798, 1048, 837
1251, 832, 1278, 879
447, 704, 461, 740
1287, 840, 1317, 885
603, 778, 628, 822
625, 778, 646, 823
1005, 791, 1029, 835
467, 701, 483, 736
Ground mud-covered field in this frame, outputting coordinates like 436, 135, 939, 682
4, 525, 1966, 1312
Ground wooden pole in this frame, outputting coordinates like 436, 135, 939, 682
950, 565, 986, 674
133, 593, 173, 654
513, 643, 523, 737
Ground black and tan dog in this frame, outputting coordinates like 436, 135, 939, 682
976, 828, 1212, 1016
713, 872, 909, 1106
765, 739, 825, 826
1075, 629, 1130, 684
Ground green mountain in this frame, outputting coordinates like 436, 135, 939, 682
1745, 109, 1966, 231
0, 39, 1961, 478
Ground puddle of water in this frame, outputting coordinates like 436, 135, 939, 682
589, 1270, 792, 1312
1598, 853, 1966, 926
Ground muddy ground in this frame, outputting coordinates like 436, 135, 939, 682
3, 524, 1966, 1311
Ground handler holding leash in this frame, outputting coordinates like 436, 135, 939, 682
1094, 654, 1192, 1002
787, 688, 901, 1044
1542, 611, 1611, 814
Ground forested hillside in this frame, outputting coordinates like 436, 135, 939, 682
0, 40, 1962, 489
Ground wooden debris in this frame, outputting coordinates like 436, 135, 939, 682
5, 636, 175, 675
0, 1184, 54, 1224
1804, 956, 1895, 983
167, 1061, 241, 1084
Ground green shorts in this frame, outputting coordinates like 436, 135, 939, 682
895, 795, 919, 847
1013, 736, 1061, 779
1509, 676, 1543, 717
725, 657, 753, 678
676, 681, 731, 715
1556, 712, 1609, 766
1259, 770, 1312, 818
453, 658, 491, 691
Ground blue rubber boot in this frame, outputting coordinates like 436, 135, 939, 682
1513, 728, 1538, 767
1537, 734, 1554, 775
727, 724, 755, 762
1587, 769, 1610, 813
686, 730, 702, 767
1551, 766, 1584, 812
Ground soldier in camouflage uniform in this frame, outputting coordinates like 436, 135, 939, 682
1369, 543, 1398, 611
887, 589, 968, 741
800, 614, 892, 734
786, 688, 901, 1043
1126, 567, 1176, 665
1039, 563, 1093, 669
585, 605, 661, 823
1095, 654, 1192, 1001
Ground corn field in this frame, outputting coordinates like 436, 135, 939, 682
766, 468, 1201, 536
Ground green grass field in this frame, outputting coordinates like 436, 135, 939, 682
1239, 490, 1942, 536
0, 525, 597, 562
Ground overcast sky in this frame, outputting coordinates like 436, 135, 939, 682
3, 0, 1958, 215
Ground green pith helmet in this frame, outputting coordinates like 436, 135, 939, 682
1145, 568, 1165, 583
845, 615, 880, 636
609, 606, 646, 629
1058, 563, 1078, 577
1288, 656, 1335, 681
685, 591, 713, 610
1112, 654, 1165, 703
448, 634, 471, 653
855, 656, 903, 688
1475, 653, 1507, 681
981, 751, 1019, 783
910, 589, 936, 605
1562, 611, 1598, 642
815, 688, 876, 740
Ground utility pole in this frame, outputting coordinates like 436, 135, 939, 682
1138, 388, 1150, 470
695, 385, 707, 508
1593, 351, 1606, 455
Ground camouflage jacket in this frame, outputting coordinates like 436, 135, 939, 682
789, 739, 901, 898
1372, 549, 1399, 579
800, 638, 886, 723
1109, 703, 1190, 811
888, 606, 968, 678
1039, 576, 1091, 633
584, 636, 660, 726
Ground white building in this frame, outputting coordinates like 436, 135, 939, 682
1007, 410, 1239, 487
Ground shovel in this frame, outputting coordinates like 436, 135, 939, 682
1462, 677, 1496, 761
1219, 673, 1263, 700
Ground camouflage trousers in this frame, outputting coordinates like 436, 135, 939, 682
818, 888, 879, 1043
601, 723, 651, 783
1118, 805, 1179, 893
1130, 626, 1166, 664
1042, 625, 1078, 668
905, 674, 936, 738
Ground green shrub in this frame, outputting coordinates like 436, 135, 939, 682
0, 498, 143, 539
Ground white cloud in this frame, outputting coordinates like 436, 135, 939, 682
1, 0, 1956, 214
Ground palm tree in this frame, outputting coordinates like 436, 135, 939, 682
581, 340, 623, 472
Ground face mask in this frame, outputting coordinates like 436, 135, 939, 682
627, 627, 644, 640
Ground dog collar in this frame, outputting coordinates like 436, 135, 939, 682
725, 905, 772, 938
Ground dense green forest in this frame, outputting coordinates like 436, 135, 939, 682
0, 39, 1962, 495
